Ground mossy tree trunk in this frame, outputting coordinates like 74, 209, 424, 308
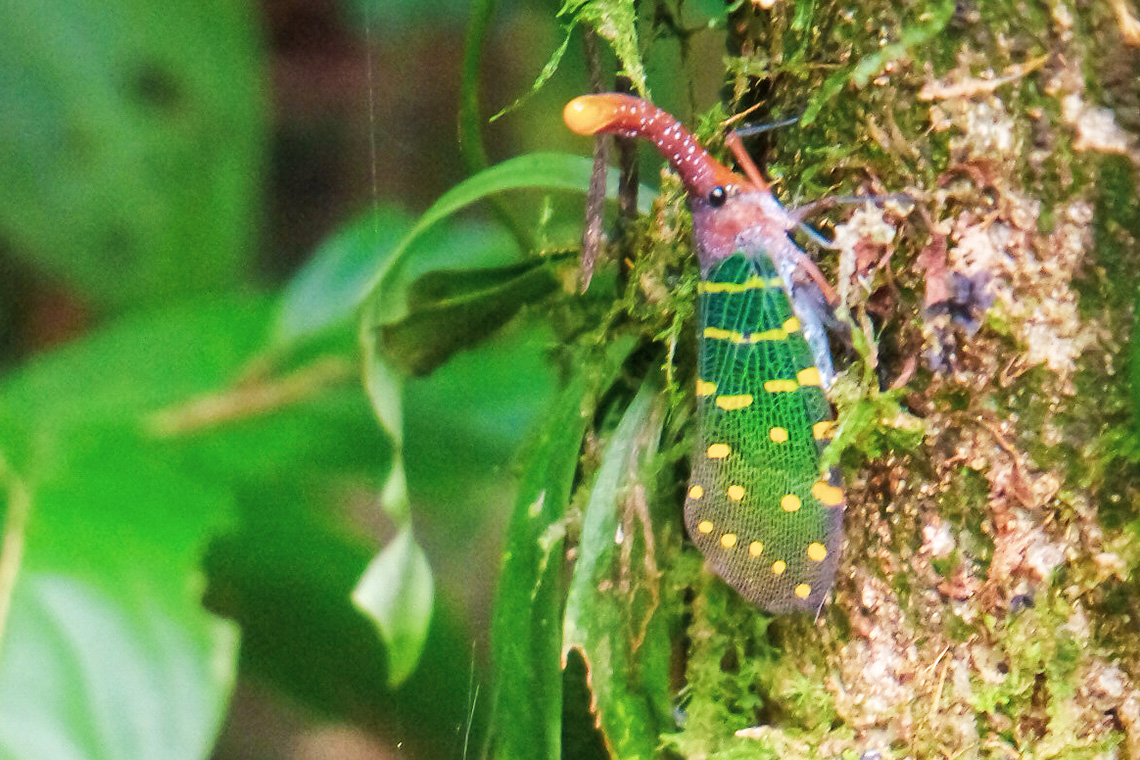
561, 0, 1140, 757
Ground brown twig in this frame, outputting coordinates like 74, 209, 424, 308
147, 355, 354, 437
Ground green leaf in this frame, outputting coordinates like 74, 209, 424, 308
0, 0, 265, 309
495, 0, 652, 121
405, 259, 562, 310
490, 336, 637, 760
379, 259, 566, 376
491, 29, 576, 122
198, 315, 557, 751
0, 295, 283, 760
277, 211, 528, 360
563, 373, 671, 760
204, 495, 485, 759
0, 295, 274, 464
0, 434, 237, 760
273, 207, 414, 348
360, 153, 654, 494
356, 153, 654, 683
403, 319, 558, 512
361, 152, 653, 327
352, 527, 435, 689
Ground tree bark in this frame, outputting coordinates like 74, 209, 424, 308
579, 0, 1140, 756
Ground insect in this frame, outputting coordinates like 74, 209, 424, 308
564, 94, 845, 612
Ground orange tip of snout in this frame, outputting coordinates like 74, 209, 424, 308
563, 95, 611, 135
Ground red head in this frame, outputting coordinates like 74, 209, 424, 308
564, 94, 789, 266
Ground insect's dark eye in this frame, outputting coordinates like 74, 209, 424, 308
708, 186, 727, 207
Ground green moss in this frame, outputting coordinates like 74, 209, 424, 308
1079, 156, 1140, 317
1054, 155, 1140, 542
930, 554, 953, 577
956, 592, 1132, 757
945, 611, 972, 642
665, 578, 775, 757
665, 566, 849, 758
935, 466, 988, 526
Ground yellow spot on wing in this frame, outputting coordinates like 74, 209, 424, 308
812, 481, 845, 506
749, 541, 763, 556
807, 542, 828, 561
716, 394, 753, 410
771, 560, 786, 575
764, 379, 798, 392
797, 367, 822, 386
697, 520, 714, 534
696, 379, 717, 396
688, 484, 704, 500
707, 443, 731, 459
794, 583, 812, 599
720, 533, 738, 549
813, 420, 836, 440
782, 317, 801, 333
781, 493, 801, 512
769, 426, 788, 442
727, 485, 745, 501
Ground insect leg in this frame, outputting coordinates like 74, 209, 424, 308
724, 131, 771, 193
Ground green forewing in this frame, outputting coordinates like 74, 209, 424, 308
684, 253, 843, 612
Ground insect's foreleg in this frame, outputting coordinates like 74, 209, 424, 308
786, 246, 839, 306
724, 132, 770, 193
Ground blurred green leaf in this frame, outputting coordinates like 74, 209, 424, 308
0, 296, 280, 759
360, 151, 653, 506
361, 152, 653, 327
273, 207, 413, 348
0, 0, 266, 309
356, 152, 650, 681
490, 336, 636, 760
403, 318, 557, 512
352, 527, 435, 689
405, 259, 560, 309
563, 373, 672, 759
0, 292, 401, 759
0, 435, 236, 760
204, 496, 485, 759
165, 378, 389, 486
0, 295, 273, 468
275, 211, 526, 365
685, 0, 729, 23
200, 316, 558, 752
380, 260, 566, 376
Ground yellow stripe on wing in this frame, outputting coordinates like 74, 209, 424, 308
703, 326, 789, 343
697, 275, 783, 293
